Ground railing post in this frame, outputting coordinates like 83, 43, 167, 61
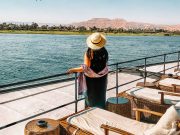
144, 58, 147, 85
75, 73, 78, 113
178, 51, 180, 69
116, 63, 119, 97
163, 54, 166, 74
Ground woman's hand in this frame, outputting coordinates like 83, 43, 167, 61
67, 69, 74, 74
67, 67, 83, 74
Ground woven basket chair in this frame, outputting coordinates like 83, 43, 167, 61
118, 87, 180, 123
58, 107, 165, 135
59, 108, 93, 135
137, 77, 180, 93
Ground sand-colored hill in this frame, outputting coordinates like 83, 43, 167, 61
72, 18, 180, 31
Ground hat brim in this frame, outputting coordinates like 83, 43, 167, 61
86, 34, 106, 50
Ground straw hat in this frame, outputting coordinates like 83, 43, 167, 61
86, 32, 106, 50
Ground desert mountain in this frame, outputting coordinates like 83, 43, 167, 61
72, 18, 180, 31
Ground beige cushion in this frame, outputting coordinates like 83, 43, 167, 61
126, 87, 180, 104
175, 102, 180, 108
177, 72, 180, 76
159, 78, 180, 87
144, 105, 180, 135
67, 108, 154, 135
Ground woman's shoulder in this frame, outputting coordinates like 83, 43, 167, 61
99, 47, 108, 53
103, 47, 108, 55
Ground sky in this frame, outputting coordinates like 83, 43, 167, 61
0, 0, 180, 25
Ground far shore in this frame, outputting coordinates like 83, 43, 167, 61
0, 30, 180, 36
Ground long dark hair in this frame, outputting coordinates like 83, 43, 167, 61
86, 47, 94, 60
86, 47, 108, 73
86, 47, 108, 60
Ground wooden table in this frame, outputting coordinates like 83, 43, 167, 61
25, 118, 60, 135
106, 97, 131, 118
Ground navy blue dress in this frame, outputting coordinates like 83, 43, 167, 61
85, 47, 108, 109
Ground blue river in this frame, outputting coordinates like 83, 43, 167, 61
0, 34, 180, 85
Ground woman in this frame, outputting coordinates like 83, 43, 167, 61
67, 32, 108, 109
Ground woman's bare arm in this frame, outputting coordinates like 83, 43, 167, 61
67, 53, 90, 73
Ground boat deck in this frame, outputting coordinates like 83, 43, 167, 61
0, 62, 178, 135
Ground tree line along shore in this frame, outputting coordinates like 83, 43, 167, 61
0, 22, 180, 36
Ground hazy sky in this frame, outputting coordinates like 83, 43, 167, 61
0, 0, 180, 25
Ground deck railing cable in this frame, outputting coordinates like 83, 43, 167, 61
116, 63, 119, 96
0, 50, 180, 130
178, 51, 180, 69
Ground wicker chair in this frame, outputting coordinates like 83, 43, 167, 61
137, 77, 180, 93
101, 107, 180, 135
118, 86, 180, 123
59, 108, 93, 135
58, 107, 163, 135
101, 108, 163, 135
156, 78, 180, 92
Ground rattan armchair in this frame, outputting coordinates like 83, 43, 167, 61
59, 108, 93, 135
118, 87, 180, 122
137, 77, 180, 93
157, 79, 180, 92
101, 108, 163, 135
59, 107, 161, 135
101, 107, 180, 135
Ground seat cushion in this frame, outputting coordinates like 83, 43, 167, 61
67, 108, 154, 135
159, 78, 180, 87
126, 87, 180, 104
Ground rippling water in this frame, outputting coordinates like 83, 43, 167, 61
0, 34, 180, 85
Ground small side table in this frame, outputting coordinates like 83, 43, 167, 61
24, 118, 60, 135
106, 97, 131, 118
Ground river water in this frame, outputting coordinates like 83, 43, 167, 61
0, 34, 180, 85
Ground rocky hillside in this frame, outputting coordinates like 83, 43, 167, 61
72, 18, 180, 31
